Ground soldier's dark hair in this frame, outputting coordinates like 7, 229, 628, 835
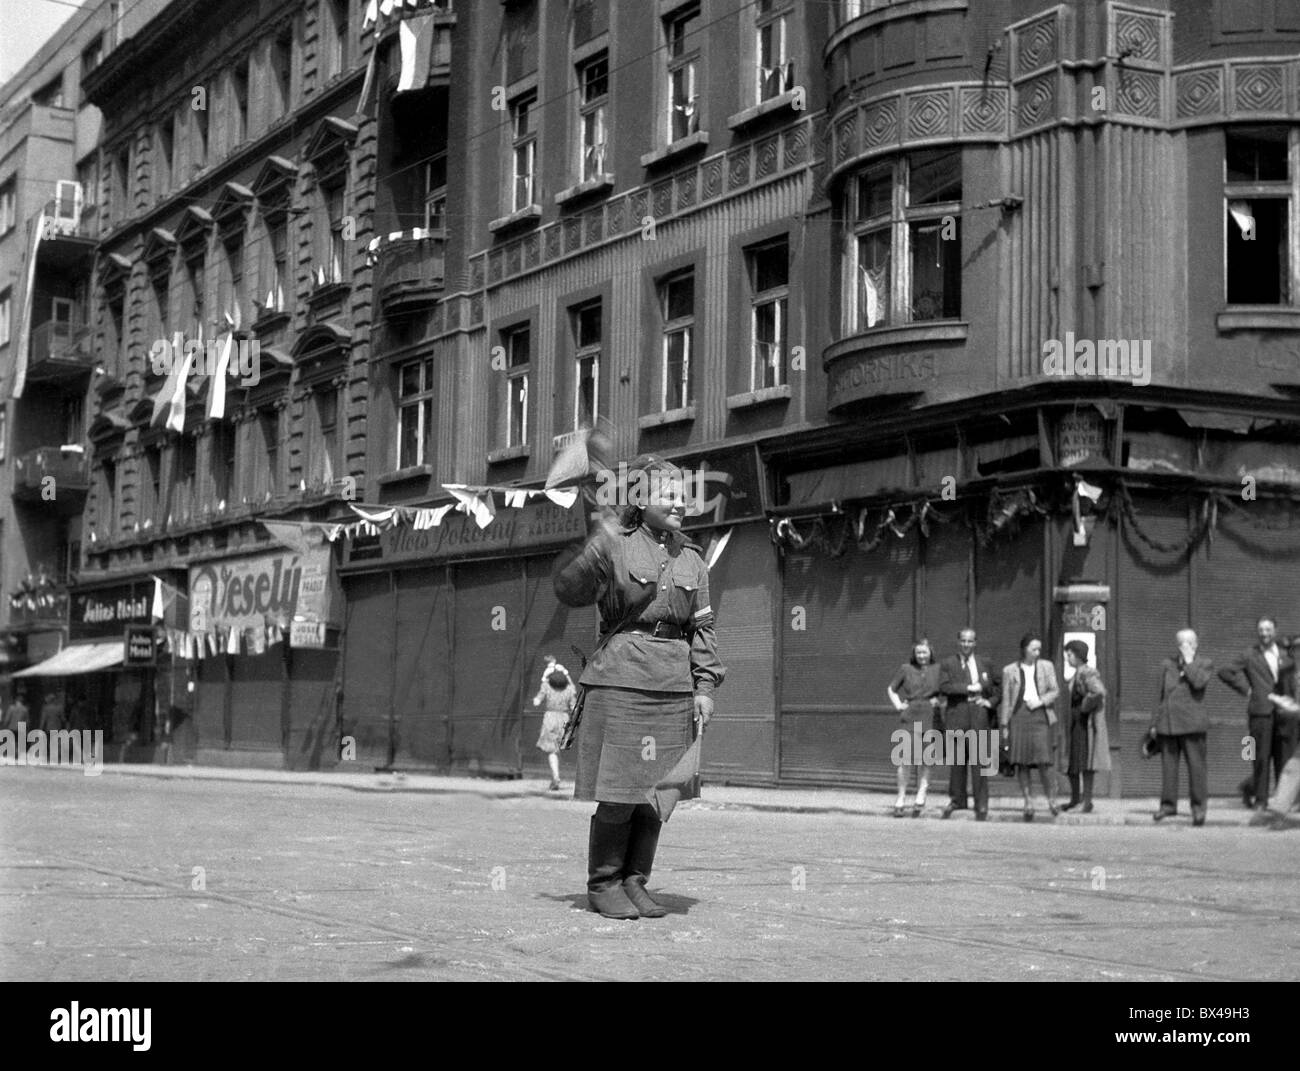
618, 454, 685, 529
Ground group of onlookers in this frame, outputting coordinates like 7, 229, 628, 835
887, 617, 1299, 825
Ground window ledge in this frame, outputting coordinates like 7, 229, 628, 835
308, 281, 349, 306
555, 174, 614, 206
488, 203, 542, 234
640, 131, 710, 169
252, 309, 291, 333
834, 320, 968, 353
726, 384, 791, 410
376, 464, 433, 486
487, 444, 531, 464
637, 406, 695, 429
727, 90, 802, 132
1216, 307, 1300, 331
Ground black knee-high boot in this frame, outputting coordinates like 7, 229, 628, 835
622, 804, 667, 918
1081, 771, 1095, 812
1062, 773, 1081, 810
587, 812, 638, 920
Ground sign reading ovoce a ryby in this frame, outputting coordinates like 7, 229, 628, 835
189, 547, 335, 638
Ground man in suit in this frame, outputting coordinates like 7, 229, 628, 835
937, 629, 1000, 821
1150, 629, 1215, 826
1218, 616, 1297, 810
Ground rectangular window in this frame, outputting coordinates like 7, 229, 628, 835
273, 28, 294, 112
756, 1, 793, 103
98, 460, 117, 536
194, 86, 209, 168
80, 36, 103, 102
145, 445, 163, 522
76, 157, 97, 212
312, 387, 340, 482
251, 408, 281, 502
108, 1, 124, 48
572, 301, 601, 429
33, 76, 64, 108
0, 180, 15, 233
211, 422, 236, 506
232, 61, 250, 144
511, 92, 537, 211
267, 218, 288, 311
324, 182, 346, 284
503, 326, 530, 446
0, 289, 10, 347
1225, 126, 1295, 305
115, 145, 131, 219
749, 240, 789, 389
168, 435, 197, 523
222, 236, 244, 323
186, 255, 205, 340
666, 6, 700, 143
397, 358, 435, 469
846, 149, 962, 331
107, 286, 125, 375
659, 272, 694, 410
329, 0, 349, 79
578, 53, 609, 181
62, 395, 83, 445
156, 121, 173, 197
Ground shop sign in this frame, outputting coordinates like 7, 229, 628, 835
1058, 411, 1108, 467
123, 625, 157, 666
355, 498, 587, 567
290, 620, 327, 648
1061, 602, 1107, 631
673, 444, 765, 530
72, 581, 154, 639
189, 546, 335, 635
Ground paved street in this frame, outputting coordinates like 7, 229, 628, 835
1, 765, 1297, 982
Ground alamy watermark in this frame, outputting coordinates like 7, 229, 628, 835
1041, 332, 1151, 386
149, 332, 261, 387
890, 721, 999, 777
0, 724, 103, 776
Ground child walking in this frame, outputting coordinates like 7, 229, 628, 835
533, 657, 576, 791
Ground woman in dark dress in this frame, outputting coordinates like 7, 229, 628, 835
886, 639, 942, 817
998, 633, 1061, 820
553, 455, 725, 919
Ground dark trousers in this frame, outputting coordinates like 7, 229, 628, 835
1159, 732, 1207, 813
946, 706, 990, 815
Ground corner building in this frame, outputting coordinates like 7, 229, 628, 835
79, 0, 1300, 795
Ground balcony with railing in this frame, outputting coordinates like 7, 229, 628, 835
27, 318, 93, 383
373, 231, 446, 315
12, 446, 90, 510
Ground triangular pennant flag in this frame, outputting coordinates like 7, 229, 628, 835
151, 576, 165, 621
543, 488, 579, 509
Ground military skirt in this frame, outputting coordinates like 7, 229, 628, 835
574, 685, 696, 804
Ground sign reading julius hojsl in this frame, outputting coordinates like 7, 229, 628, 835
123, 625, 157, 666
189, 547, 335, 645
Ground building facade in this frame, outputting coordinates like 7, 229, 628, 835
51, 0, 1300, 794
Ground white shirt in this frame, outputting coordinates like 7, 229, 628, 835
1021, 662, 1041, 706
966, 655, 980, 686
1264, 645, 1279, 682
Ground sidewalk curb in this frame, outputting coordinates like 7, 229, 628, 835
10, 760, 1280, 827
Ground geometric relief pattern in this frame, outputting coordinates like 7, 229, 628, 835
1113, 8, 1163, 65
862, 97, 900, 149
630, 189, 650, 225
1233, 64, 1285, 113
959, 86, 1007, 134
1012, 11, 1058, 78
652, 181, 673, 217
835, 114, 857, 165
755, 136, 779, 178
585, 209, 603, 243
544, 224, 561, 261
784, 123, 809, 167
676, 170, 697, 209
1014, 71, 1057, 132
523, 233, 540, 267
1115, 69, 1163, 119
702, 157, 724, 199
728, 149, 750, 190
564, 217, 582, 253
1175, 67, 1223, 119
606, 196, 625, 236
906, 89, 953, 140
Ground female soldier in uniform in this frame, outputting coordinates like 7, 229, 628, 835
553, 454, 725, 919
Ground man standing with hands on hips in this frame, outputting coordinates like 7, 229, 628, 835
1150, 629, 1214, 826
937, 629, 1000, 821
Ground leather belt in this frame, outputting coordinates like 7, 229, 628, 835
621, 621, 685, 640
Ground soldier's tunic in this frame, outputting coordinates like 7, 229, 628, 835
553, 523, 726, 803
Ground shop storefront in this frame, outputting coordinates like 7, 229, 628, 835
16, 574, 189, 762
187, 545, 342, 769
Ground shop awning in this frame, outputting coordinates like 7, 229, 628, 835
13, 641, 124, 677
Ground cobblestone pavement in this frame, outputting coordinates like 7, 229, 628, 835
2, 766, 1296, 981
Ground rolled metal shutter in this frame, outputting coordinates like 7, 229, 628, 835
228, 649, 284, 752
391, 568, 453, 770
285, 647, 340, 771
340, 572, 395, 768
